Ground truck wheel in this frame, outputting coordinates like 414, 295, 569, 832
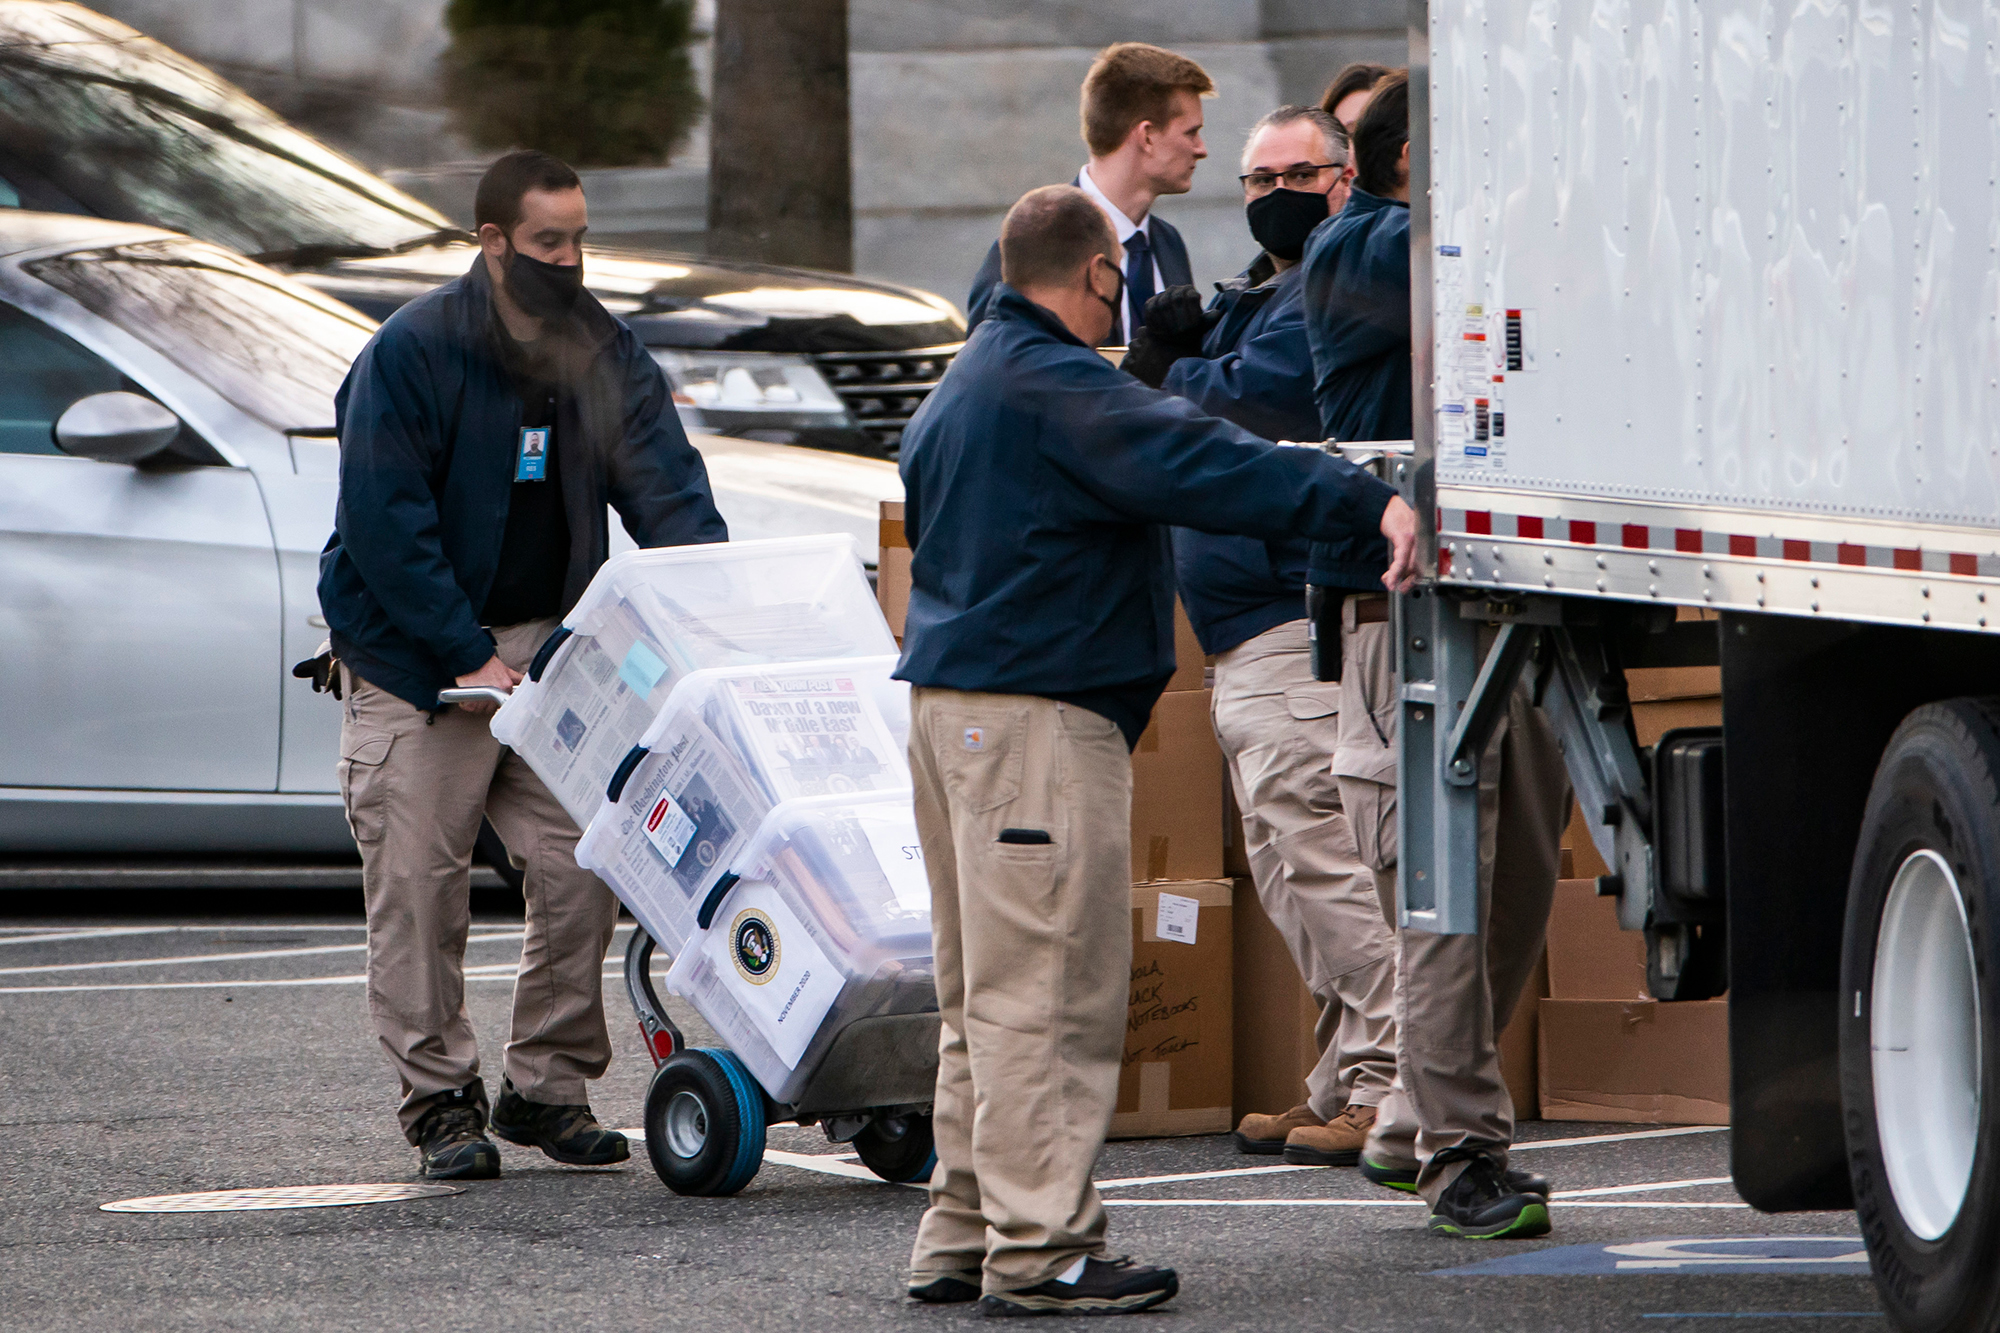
641, 1048, 767, 1197
853, 1112, 936, 1183
1841, 699, 2000, 1331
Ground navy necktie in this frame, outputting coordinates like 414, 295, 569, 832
1123, 226, 1156, 343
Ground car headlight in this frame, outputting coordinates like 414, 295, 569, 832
650, 349, 848, 418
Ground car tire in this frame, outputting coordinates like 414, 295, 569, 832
642, 1048, 767, 1197
1841, 698, 2000, 1332
852, 1112, 936, 1184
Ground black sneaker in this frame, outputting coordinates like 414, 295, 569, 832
908, 1272, 981, 1304
1426, 1156, 1552, 1240
978, 1256, 1178, 1317
1361, 1155, 1550, 1198
489, 1076, 630, 1166
412, 1085, 500, 1181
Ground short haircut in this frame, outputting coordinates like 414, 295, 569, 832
1240, 105, 1349, 171
1080, 43, 1216, 157
999, 185, 1119, 289
1352, 71, 1411, 196
1319, 62, 1399, 122
474, 149, 583, 235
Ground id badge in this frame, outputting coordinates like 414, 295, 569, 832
515, 427, 550, 481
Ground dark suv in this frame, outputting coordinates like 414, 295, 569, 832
0, 1, 963, 458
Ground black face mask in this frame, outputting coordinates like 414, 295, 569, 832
503, 244, 584, 320
1247, 187, 1332, 262
1094, 260, 1125, 329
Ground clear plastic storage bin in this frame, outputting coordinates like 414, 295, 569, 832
662, 790, 936, 1103
573, 655, 910, 950
488, 534, 894, 827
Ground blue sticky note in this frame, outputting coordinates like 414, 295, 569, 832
618, 640, 669, 696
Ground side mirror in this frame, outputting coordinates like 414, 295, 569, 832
53, 391, 183, 464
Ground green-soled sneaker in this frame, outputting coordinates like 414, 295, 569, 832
1364, 1156, 1552, 1198
1425, 1156, 1552, 1240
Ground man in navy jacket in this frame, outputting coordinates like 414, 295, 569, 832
896, 184, 1414, 1316
321, 151, 725, 1182
964, 42, 1209, 342
1154, 105, 1402, 1172
1304, 74, 1571, 1242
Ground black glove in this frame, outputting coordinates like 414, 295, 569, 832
1141, 284, 1211, 343
1121, 326, 1192, 388
292, 648, 343, 700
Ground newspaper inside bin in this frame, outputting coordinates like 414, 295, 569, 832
663, 791, 936, 1104
573, 655, 910, 952
489, 534, 893, 826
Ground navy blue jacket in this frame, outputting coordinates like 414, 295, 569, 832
1164, 256, 1322, 656
320, 257, 728, 711
1302, 188, 1409, 589
964, 183, 1193, 340
895, 285, 1395, 746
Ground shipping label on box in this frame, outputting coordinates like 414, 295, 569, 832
1111, 880, 1234, 1139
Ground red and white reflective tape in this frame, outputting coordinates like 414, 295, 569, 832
1438, 508, 2000, 580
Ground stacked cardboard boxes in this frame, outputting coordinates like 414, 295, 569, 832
1538, 879, 1730, 1123
877, 502, 1240, 1138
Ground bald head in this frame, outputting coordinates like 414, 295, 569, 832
1000, 185, 1121, 289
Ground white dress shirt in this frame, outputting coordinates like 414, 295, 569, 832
1077, 163, 1165, 342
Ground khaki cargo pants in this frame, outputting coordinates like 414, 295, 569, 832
905, 687, 1133, 1294
1210, 619, 1397, 1118
338, 617, 622, 1140
1341, 598, 1573, 1204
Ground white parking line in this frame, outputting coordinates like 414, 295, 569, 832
1513, 1126, 1727, 1152
0, 933, 525, 977
0, 973, 375, 994
763, 1149, 924, 1187
1096, 1192, 1752, 1200
1555, 1176, 1735, 1199
0, 927, 194, 946
1097, 1164, 1320, 1190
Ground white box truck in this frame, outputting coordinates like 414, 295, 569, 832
1400, 0, 2000, 1323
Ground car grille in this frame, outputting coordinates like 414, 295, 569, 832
812, 344, 961, 457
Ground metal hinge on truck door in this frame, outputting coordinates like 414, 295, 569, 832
1396, 595, 1728, 999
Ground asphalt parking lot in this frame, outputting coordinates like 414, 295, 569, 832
0, 894, 1880, 1332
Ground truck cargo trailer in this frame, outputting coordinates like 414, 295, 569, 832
1398, 0, 2000, 1324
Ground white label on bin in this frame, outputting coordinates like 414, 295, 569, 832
640, 788, 698, 866
861, 815, 930, 912
1156, 893, 1200, 945
707, 880, 843, 1068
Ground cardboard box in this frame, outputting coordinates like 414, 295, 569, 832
1165, 598, 1208, 692
877, 500, 910, 641
1131, 688, 1226, 882
1230, 876, 1321, 1118
1538, 997, 1730, 1124
1546, 879, 1648, 1000
1111, 880, 1235, 1138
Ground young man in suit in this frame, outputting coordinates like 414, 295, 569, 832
965, 42, 1212, 343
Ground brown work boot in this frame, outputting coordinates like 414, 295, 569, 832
1281, 1102, 1378, 1166
1232, 1103, 1325, 1156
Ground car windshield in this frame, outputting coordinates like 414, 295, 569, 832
0, 3, 456, 261
26, 237, 375, 431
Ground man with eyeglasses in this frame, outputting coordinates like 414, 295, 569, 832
1123, 106, 1401, 1174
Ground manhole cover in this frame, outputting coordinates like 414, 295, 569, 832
101, 1183, 463, 1213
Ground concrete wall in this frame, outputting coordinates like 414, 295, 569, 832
848, 1, 1405, 308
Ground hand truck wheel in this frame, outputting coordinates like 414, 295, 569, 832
642, 1048, 767, 1197
853, 1110, 936, 1184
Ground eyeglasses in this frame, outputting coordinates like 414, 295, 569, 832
1238, 163, 1345, 193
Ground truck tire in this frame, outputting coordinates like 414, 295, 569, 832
642, 1048, 767, 1197
853, 1111, 936, 1183
1841, 698, 2000, 1331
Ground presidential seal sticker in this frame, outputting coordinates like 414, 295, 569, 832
730, 908, 780, 984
